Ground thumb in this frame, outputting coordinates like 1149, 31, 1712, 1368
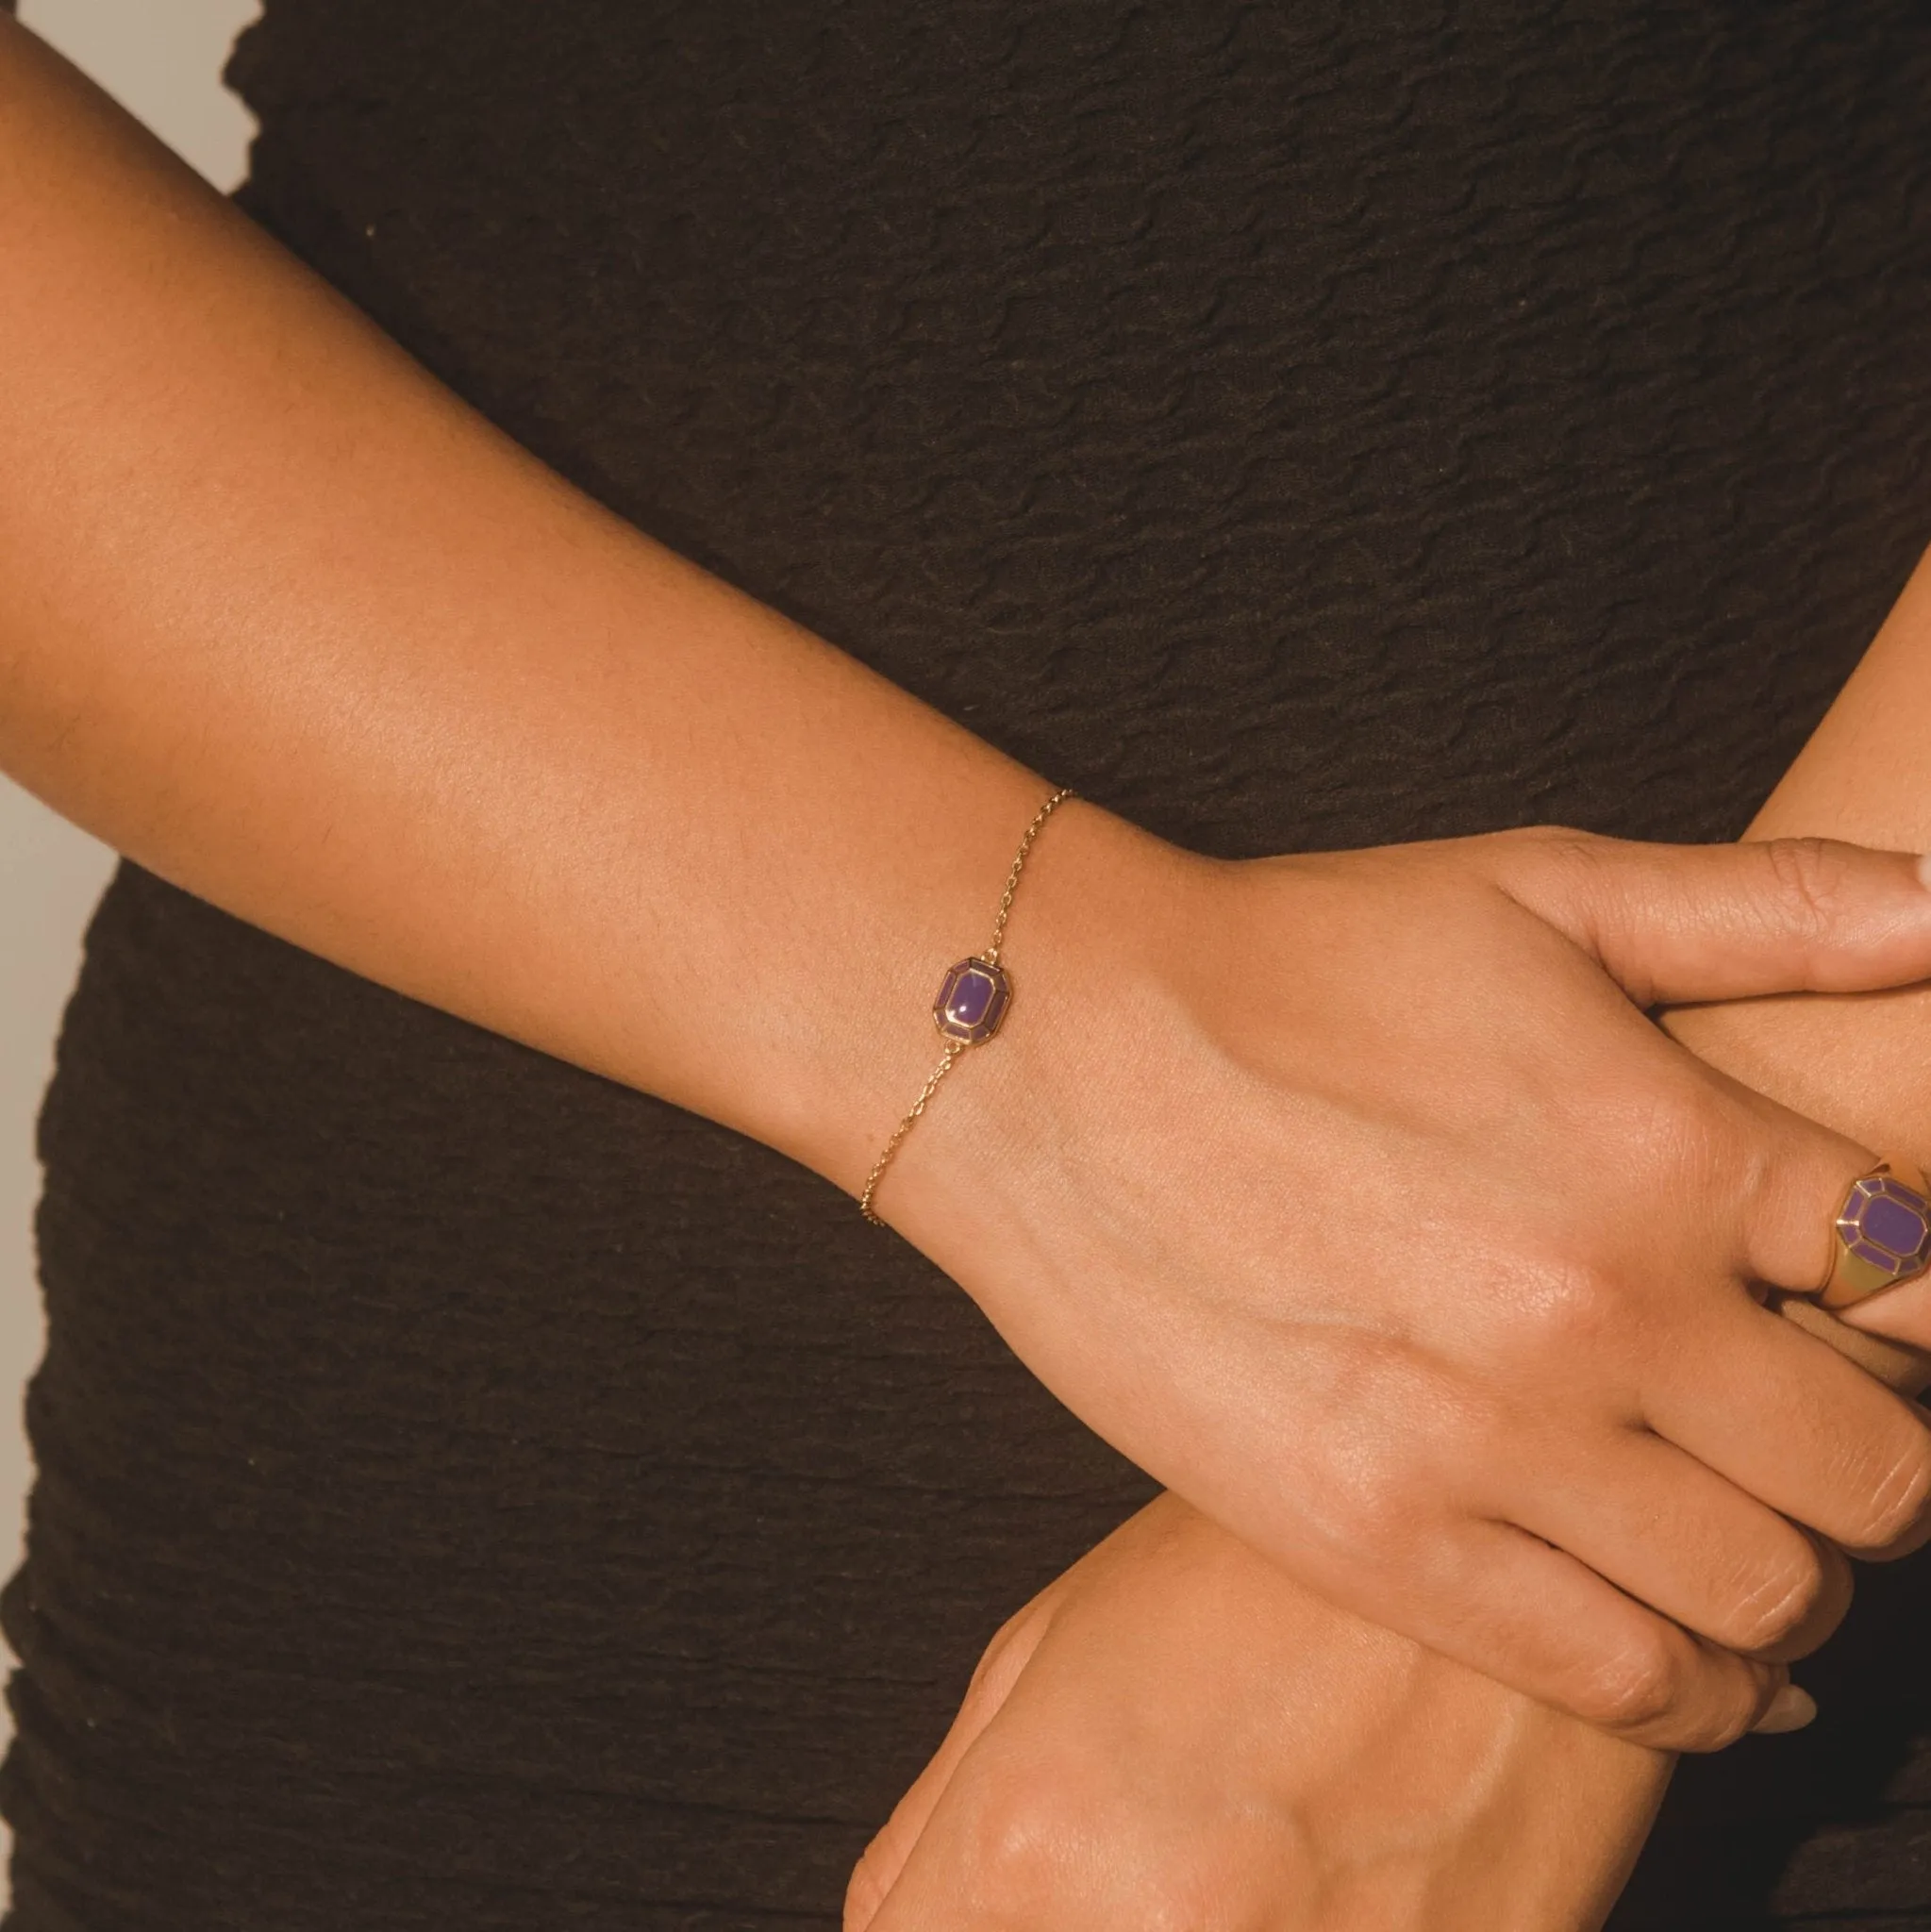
1485, 830, 1931, 1006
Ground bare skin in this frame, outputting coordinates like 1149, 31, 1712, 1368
849, 550, 1931, 1928
6, 16, 1931, 1751
849, 1494, 1669, 1932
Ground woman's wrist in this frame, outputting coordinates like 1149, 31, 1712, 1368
870, 798, 1217, 1271
855, 1489, 1670, 1932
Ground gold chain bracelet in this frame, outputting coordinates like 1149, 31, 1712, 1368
857, 787, 1074, 1224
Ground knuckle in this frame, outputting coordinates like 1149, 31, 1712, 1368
1626, 1076, 1739, 1188
1296, 1341, 1448, 1553
1723, 1548, 1828, 1655
957, 1756, 1083, 1902
1487, 823, 1590, 856
1847, 1435, 1931, 1552
1542, 1258, 1622, 1338
1324, 1479, 1420, 1562
1505, 1256, 1625, 1363
1559, 1063, 1740, 1208
1318, 1441, 1436, 1557
1570, 1629, 1682, 1733
951, 1759, 1244, 1932
1491, 822, 1597, 861
1475, 823, 1605, 895
1679, 1683, 1765, 1754
1759, 837, 1853, 939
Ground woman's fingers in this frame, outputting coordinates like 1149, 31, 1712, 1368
1619, 1070, 1931, 1553
1775, 1288, 1931, 1394
1646, 1296, 1931, 1558
1390, 1520, 1788, 1754
1511, 1431, 1853, 1664
1834, 1271, 1931, 1354
1486, 830, 1931, 1006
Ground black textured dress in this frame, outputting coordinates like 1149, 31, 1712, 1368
8, 5, 1931, 1926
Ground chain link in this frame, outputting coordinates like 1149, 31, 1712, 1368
857, 1041, 964, 1223
857, 787, 1074, 1225
985, 786, 1072, 968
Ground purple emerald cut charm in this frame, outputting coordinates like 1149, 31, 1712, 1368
1837, 1172, 1931, 1288
934, 957, 1011, 1044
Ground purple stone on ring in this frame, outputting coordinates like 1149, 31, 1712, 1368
934, 958, 1012, 1044
1836, 1174, 1931, 1288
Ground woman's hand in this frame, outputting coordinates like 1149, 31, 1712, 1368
890, 821, 1931, 1749
846, 1493, 1672, 1932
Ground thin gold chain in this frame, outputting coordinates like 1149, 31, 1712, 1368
858, 786, 1073, 1225
985, 787, 1069, 968
856, 1041, 965, 1224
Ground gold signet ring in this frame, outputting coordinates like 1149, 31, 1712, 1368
1821, 1160, 1931, 1309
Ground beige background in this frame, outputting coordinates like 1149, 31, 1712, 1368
0, 0, 260, 1872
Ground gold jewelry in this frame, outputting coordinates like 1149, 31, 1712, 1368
1820, 1158, 1931, 1308
857, 787, 1074, 1224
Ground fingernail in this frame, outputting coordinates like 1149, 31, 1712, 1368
1752, 1684, 1818, 1735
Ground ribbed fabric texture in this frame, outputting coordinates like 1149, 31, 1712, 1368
8, 4, 1931, 1924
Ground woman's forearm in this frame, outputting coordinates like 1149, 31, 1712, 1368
0, 17, 1158, 1190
